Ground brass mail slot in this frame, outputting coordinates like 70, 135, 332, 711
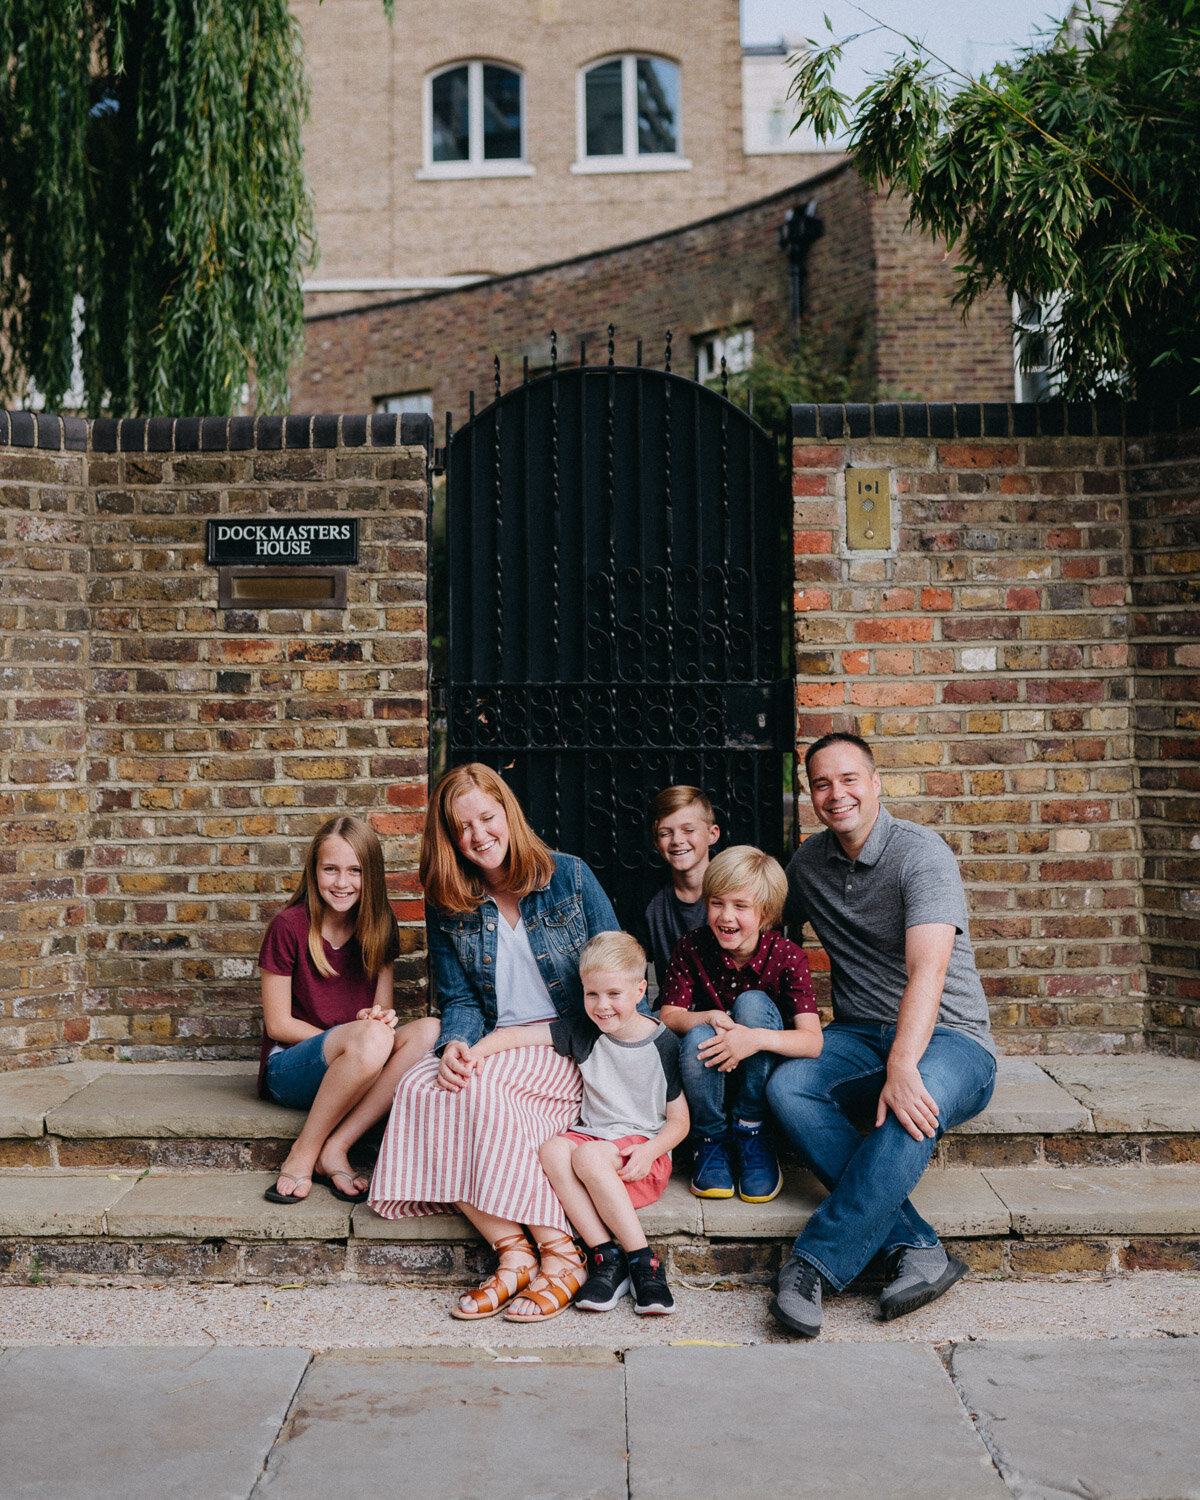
218, 567, 347, 609
846, 468, 891, 550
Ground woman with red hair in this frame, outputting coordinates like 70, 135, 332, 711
369, 763, 619, 1320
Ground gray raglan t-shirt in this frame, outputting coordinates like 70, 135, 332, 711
784, 805, 994, 1055
549, 1014, 683, 1140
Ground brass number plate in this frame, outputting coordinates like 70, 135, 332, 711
846, 469, 891, 550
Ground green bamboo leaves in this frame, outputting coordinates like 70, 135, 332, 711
789, 2, 1200, 400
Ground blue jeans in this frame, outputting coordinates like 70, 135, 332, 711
678, 990, 784, 1138
766, 1022, 996, 1291
263, 1029, 335, 1110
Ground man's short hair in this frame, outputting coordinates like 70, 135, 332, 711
702, 846, 787, 930
578, 931, 647, 980
804, 732, 876, 779
649, 784, 715, 831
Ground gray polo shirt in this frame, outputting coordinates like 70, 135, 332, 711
784, 805, 994, 1055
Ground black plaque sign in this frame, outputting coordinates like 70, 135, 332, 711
206, 518, 358, 566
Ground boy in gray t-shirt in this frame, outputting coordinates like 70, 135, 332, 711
464, 932, 689, 1317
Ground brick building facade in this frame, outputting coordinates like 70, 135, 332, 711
3, 399, 1197, 1070
293, 161, 1016, 419
295, 0, 833, 316
788, 398, 1200, 1058
1, 412, 431, 1069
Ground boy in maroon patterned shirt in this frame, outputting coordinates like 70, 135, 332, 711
660, 846, 822, 1202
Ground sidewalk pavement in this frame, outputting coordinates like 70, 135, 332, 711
3, 1338, 1200, 1499
2, 1279, 1199, 1499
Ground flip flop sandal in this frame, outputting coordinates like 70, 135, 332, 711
503, 1234, 586, 1323
450, 1232, 539, 1320
314, 1170, 369, 1203
264, 1173, 312, 1205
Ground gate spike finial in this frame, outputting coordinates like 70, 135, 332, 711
636, 339, 643, 367
694, 355, 701, 383
607, 323, 615, 367
720, 355, 728, 398
493, 354, 501, 399
550, 329, 558, 372
580, 336, 587, 368
523, 355, 529, 385
664, 330, 672, 373
469, 390, 475, 420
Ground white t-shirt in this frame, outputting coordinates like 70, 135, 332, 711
494, 914, 559, 1028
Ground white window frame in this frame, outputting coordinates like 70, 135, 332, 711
419, 60, 534, 180
375, 392, 434, 418
572, 54, 691, 174
695, 326, 755, 384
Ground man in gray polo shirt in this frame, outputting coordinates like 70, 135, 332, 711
766, 732, 997, 1338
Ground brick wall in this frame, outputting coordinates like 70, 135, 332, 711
0, 413, 430, 1070
788, 400, 1158, 1054
293, 162, 1014, 417
1129, 430, 1200, 1057
0, 414, 91, 1066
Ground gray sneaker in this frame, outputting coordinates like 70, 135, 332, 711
879, 1245, 968, 1321
769, 1255, 823, 1338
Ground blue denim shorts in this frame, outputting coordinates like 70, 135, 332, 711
263, 1029, 333, 1110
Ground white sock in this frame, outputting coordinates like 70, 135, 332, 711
736, 1118, 762, 1131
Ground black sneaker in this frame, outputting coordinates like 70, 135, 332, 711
575, 1240, 630, 1312
628, 1249, 674, 1315
769, 1255, 823, 1338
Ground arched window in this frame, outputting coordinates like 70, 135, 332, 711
422, 61, 532, 178
575, 55, 689, 172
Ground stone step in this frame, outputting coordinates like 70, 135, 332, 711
3, 1162, 1200, 1286
4, 1056, 1200, 1173
3, 1055, 1200, 1286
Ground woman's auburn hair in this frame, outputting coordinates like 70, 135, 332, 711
285, 815, 395, 979
421, 762, 555, 914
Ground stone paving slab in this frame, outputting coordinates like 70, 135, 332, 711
912, 1169, 1013, 1236
983, 1164, 1200, 1235
106, 1171, 352, 1241
950, 1338, 1200, 1500
254, 1347, 627, 1499
0, 1174, 139, 1236
625, 1344, 1007, 1499
45, 1070, 303, 1139
0, 1065, 102, 1136
699, 1169, 824, 1237
1040, 1055, 1200, 1133
955, 1057, 1093, 1135
637, 1170, 704, 1237
351, 1203, 474, 1241
0, 1345, 310, 1500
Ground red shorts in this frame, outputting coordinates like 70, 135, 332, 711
559, 1131, 673, 1209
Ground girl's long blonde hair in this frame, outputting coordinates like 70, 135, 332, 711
285, 816, 395, 979
421, 763, 555, 915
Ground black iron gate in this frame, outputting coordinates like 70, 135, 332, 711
441, 347, 789, 935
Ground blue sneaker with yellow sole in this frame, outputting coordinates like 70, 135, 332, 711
689, 1132, 734, 1198
732, 1121, 782, 1203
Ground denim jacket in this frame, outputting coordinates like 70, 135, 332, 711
429, 853, 620, 1052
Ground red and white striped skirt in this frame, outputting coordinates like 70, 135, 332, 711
368, 1046, 583, 1231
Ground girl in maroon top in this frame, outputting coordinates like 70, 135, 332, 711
259, 815, 439, 1204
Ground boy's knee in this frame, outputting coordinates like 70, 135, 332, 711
680, 1025, 715, 1063
731, 990, 780, 1029
573, 1138, 620, 1179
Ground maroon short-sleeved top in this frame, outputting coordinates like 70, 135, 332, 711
256, 903, 395, 1096
661, 924, 817, 1023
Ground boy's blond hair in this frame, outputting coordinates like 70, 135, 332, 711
578, 931, 647, 980
702, 846, 787, 931
649, 784, 715, 833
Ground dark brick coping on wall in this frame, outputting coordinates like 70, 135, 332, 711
790, 398, 1200, 442
0, 410, 434, 455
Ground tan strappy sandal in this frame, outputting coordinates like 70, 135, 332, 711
503, 1233, 586, 1322
450, 1231, 539, 1320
